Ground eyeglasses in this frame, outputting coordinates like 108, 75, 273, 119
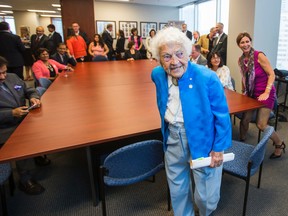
161, 51, 184, 62
211, 56, 220, 60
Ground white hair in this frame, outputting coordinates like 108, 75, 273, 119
151, 27, 192, 61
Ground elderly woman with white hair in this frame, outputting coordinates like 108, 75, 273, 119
150, 27, 231, 216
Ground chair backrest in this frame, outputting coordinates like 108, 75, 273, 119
39, 78, 52, 89
0, 163, 11, 184
103, 140, 164, 186
249, 126, 274, 175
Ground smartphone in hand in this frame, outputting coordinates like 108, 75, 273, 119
27, 104, 38, 111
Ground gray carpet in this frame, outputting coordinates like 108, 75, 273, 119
4, 80, 288, 216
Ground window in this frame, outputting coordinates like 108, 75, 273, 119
179, 0, 230, 37
52, 17, 63, 39
277, 0, 288, 69
1, 16, 16, 34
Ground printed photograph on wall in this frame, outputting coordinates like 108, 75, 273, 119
140, 22, 157, 39
159, 23, 168, 30
96, 20, 116, 39
119, 21, 138, 38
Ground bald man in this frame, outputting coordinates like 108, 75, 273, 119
30, 26, 48, 61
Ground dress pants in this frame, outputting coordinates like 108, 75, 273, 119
165, 123, 223, 216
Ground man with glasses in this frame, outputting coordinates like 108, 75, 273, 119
0, 56, 48, 195
151, 27, 231, 216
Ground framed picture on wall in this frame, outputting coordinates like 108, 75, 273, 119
96, 20, 116, 39
159, 23, 168, 30
119, 21, 138, 38
140, 22, 157, 39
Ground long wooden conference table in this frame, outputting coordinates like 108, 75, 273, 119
0, 60, 264, 205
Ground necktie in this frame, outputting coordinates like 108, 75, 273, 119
35, 36, 40, 43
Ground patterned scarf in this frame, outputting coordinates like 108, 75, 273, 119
239, 47, 255, 97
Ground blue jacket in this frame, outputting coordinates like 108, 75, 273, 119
151, 62, 231, 159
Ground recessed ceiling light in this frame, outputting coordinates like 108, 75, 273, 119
27, 9, 56, 13
40, 14, 61, 17
0, 5, 12, 8
52, 4, 61, 7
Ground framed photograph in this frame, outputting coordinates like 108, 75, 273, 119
159, 23, 168, 30
119, 21, 138, 38
96, 20, 116, 39
140, 22, 157, 39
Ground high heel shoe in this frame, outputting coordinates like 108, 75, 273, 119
269, 142, 286, 159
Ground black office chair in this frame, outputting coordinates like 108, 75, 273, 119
223, 126, 274, 216
0, 163, 15, 216
98, 140, 170, 216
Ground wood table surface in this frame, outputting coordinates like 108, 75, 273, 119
0, 61, 264, 162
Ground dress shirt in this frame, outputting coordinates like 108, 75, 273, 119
164, 76, 184, 124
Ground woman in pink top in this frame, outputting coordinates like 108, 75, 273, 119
237, 32, 285, 159
32, 48, 73, 82
128, 28, 143, 51
88, 34, 109, 62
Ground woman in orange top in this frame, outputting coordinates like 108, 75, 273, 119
66, 28, 87, 62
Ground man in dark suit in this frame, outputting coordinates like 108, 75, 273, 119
46, 24, 63, 55
0, 56, 49, 195
102, 23, 114, 60
212, 22, 228, 65
181, 23, 192, 40
30, 26, 48, 61
0, 21, 25, 79
190, 44, 207, 66
51, 43, 77, 67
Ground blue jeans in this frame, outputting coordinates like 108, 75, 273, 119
165, 123, 223, 216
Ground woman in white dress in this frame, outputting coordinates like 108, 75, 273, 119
207, 51, 234, 90
145, 29, 156, 59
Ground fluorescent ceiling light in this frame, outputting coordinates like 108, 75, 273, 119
40, 14, 61, 17
52, 4, 61, 7
1, 11, 13, 13
28, 9, 56, 13
0, 5, 12, 8
0, 12, 6, 15
57, 8, 61, 11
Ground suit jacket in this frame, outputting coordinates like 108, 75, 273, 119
46, 31, 63, 55
0, 30, 25, 67
212, 33, 228, 64
151, 62, 231, 159
0, 73, 39, 144
197, 34, 214, 58
51, 52, 77, 66
196, 54, 207, 66
30, 34, 49, 56
102, 30, 114, 57
79, 31, 90, 46
186, 30, 192, 40
32, 59, 66, 80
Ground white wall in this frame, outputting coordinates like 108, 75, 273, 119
13, 11, 51, 36
94, 1, 179, 48
227, 0, 281, 92
254, 0, 281, 68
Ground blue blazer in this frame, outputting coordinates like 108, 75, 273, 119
151, 62, 231, 159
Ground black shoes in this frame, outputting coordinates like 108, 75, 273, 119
19, 179, 45, 195
34, 155, 51, 166
270, 142, 286, 159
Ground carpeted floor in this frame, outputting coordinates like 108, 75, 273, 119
3, 80, 288, 216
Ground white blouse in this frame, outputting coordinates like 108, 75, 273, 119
215, 65, 234, 90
